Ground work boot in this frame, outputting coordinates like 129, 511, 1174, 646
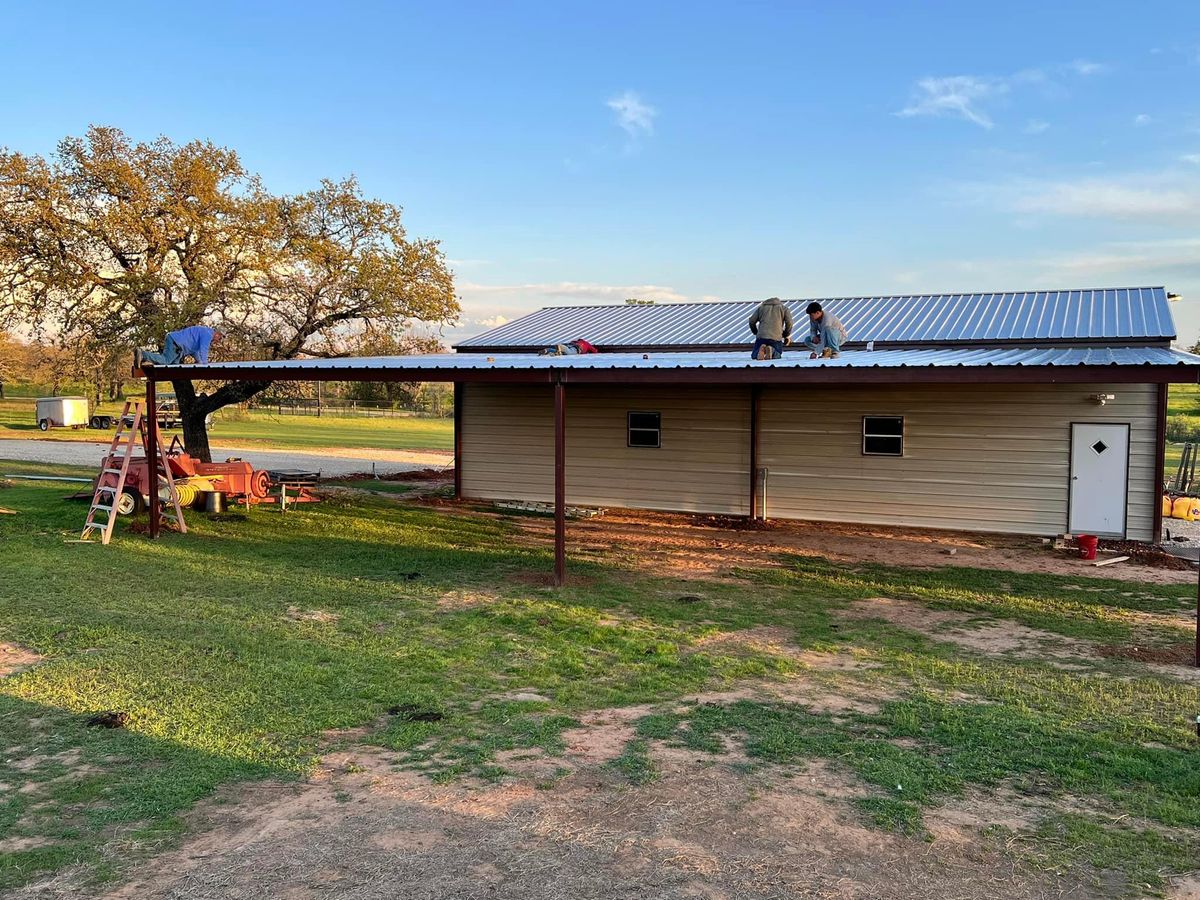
821, 347, 834, 359
133, 349, 145, 370
809, 351, 818, 359
757, 345, 771, 361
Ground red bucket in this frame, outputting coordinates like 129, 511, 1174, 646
1077, 534, 1099, 561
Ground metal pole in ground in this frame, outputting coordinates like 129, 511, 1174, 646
749, 386, 760, 520
146, 378, 160, 539
453, 382, 463, 501
554, 378, 566, 587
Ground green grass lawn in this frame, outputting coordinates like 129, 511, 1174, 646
1, 460, 1198, 894
0, 397, 453, 453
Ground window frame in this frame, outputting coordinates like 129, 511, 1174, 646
861, 415, 904, 457
627, 411, 662, 449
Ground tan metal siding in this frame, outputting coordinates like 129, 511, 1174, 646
759, 382, 1157, 540
460, 381, 1157, 540
460, 383, 750, 514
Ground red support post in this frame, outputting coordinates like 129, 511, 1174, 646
453, 382, 463, 500
146, 378, 160, 539
1153, 382, 1168, 544
554, 379, 566, 587
749, 386, 760, 520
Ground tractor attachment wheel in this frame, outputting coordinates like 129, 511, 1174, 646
252, 469, 272, 499
115, 489, 145, 516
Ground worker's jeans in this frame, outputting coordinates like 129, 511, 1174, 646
141, 335, 183, 366
804, 328, 843, 354
750, 338, 784, 360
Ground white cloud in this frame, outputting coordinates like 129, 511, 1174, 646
1038, 239, 1200, 278
898, 59, 1110, 130
1024, 119, 1051, 134
461, 281, 687, 304
897, 76, 1003, 128
606, 91, 657, 138
473, 314, 509, 329
1134, 113, 1152, 126
962, 172, 1200, 222
1182, 153, 1200, 165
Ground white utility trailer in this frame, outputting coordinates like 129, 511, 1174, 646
35, 396, 90, 431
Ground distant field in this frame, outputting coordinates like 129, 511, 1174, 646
0, 397, 453, 453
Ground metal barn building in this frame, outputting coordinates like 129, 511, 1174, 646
161, 286, 1200, 583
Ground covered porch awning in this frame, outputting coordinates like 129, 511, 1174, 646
138, 344, 1200, 588
144, 345, 1200, 385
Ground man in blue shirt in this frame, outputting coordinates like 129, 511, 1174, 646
137, 326, 223, 368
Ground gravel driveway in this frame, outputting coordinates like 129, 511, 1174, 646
0, 439, 447, 478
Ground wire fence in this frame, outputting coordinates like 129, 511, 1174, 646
248, 398, 452, 419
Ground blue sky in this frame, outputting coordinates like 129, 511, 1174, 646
2, 1, 1198, 343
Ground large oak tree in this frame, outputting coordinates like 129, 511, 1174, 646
0, 126, 458, 460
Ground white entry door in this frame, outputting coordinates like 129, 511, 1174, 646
1068, 423, 1130, 537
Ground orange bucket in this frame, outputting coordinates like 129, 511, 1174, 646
1077, 534, 1099, 561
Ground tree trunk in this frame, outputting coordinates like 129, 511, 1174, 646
172, 377, 272, 463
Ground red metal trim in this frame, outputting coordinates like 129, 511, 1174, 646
146, 379, 160, 540
453, 382, 463, 500
1153, 382, 1168, 543
147, 363, 1200, 386
553, 379, 566, 587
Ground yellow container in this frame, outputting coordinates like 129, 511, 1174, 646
1163, 495, 1173, 518
1171, 496, 1196, 521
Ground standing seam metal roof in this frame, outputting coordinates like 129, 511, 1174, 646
454, 287, 1174, 349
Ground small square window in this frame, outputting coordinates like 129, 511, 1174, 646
863, 416, 904, 456
628, 411, 661, 448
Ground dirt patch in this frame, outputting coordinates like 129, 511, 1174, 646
1095, 538, 1197, 571
87, 738, 1095, 900
0, 836, 58, 852
841, 597, 1095, 663
926, 788, 1044, 843
285, 606, 339, 624
436, 589, 501, 611
561, 704, 659, 764
0, 642, 43, 678
694, 624, 797, 654
1167, 873, 1200, 900
10, 749, 81, 773
435, 504, 1195, 586
1098, 641, 1197, 666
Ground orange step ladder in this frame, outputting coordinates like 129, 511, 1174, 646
81, 400, 188, 544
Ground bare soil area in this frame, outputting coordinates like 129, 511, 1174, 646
1, 642, 43, 678
73, 712, 1091, 900
467, 505, 1198, 586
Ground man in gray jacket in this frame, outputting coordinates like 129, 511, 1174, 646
803, 302, 848, 359
748, 297, 793, 360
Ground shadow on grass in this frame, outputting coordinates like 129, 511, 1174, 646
0, 694, 279, 892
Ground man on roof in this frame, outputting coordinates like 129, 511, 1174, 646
748, 297, 793, 360
803, 302, 847, 359
136, 325, 223, 369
